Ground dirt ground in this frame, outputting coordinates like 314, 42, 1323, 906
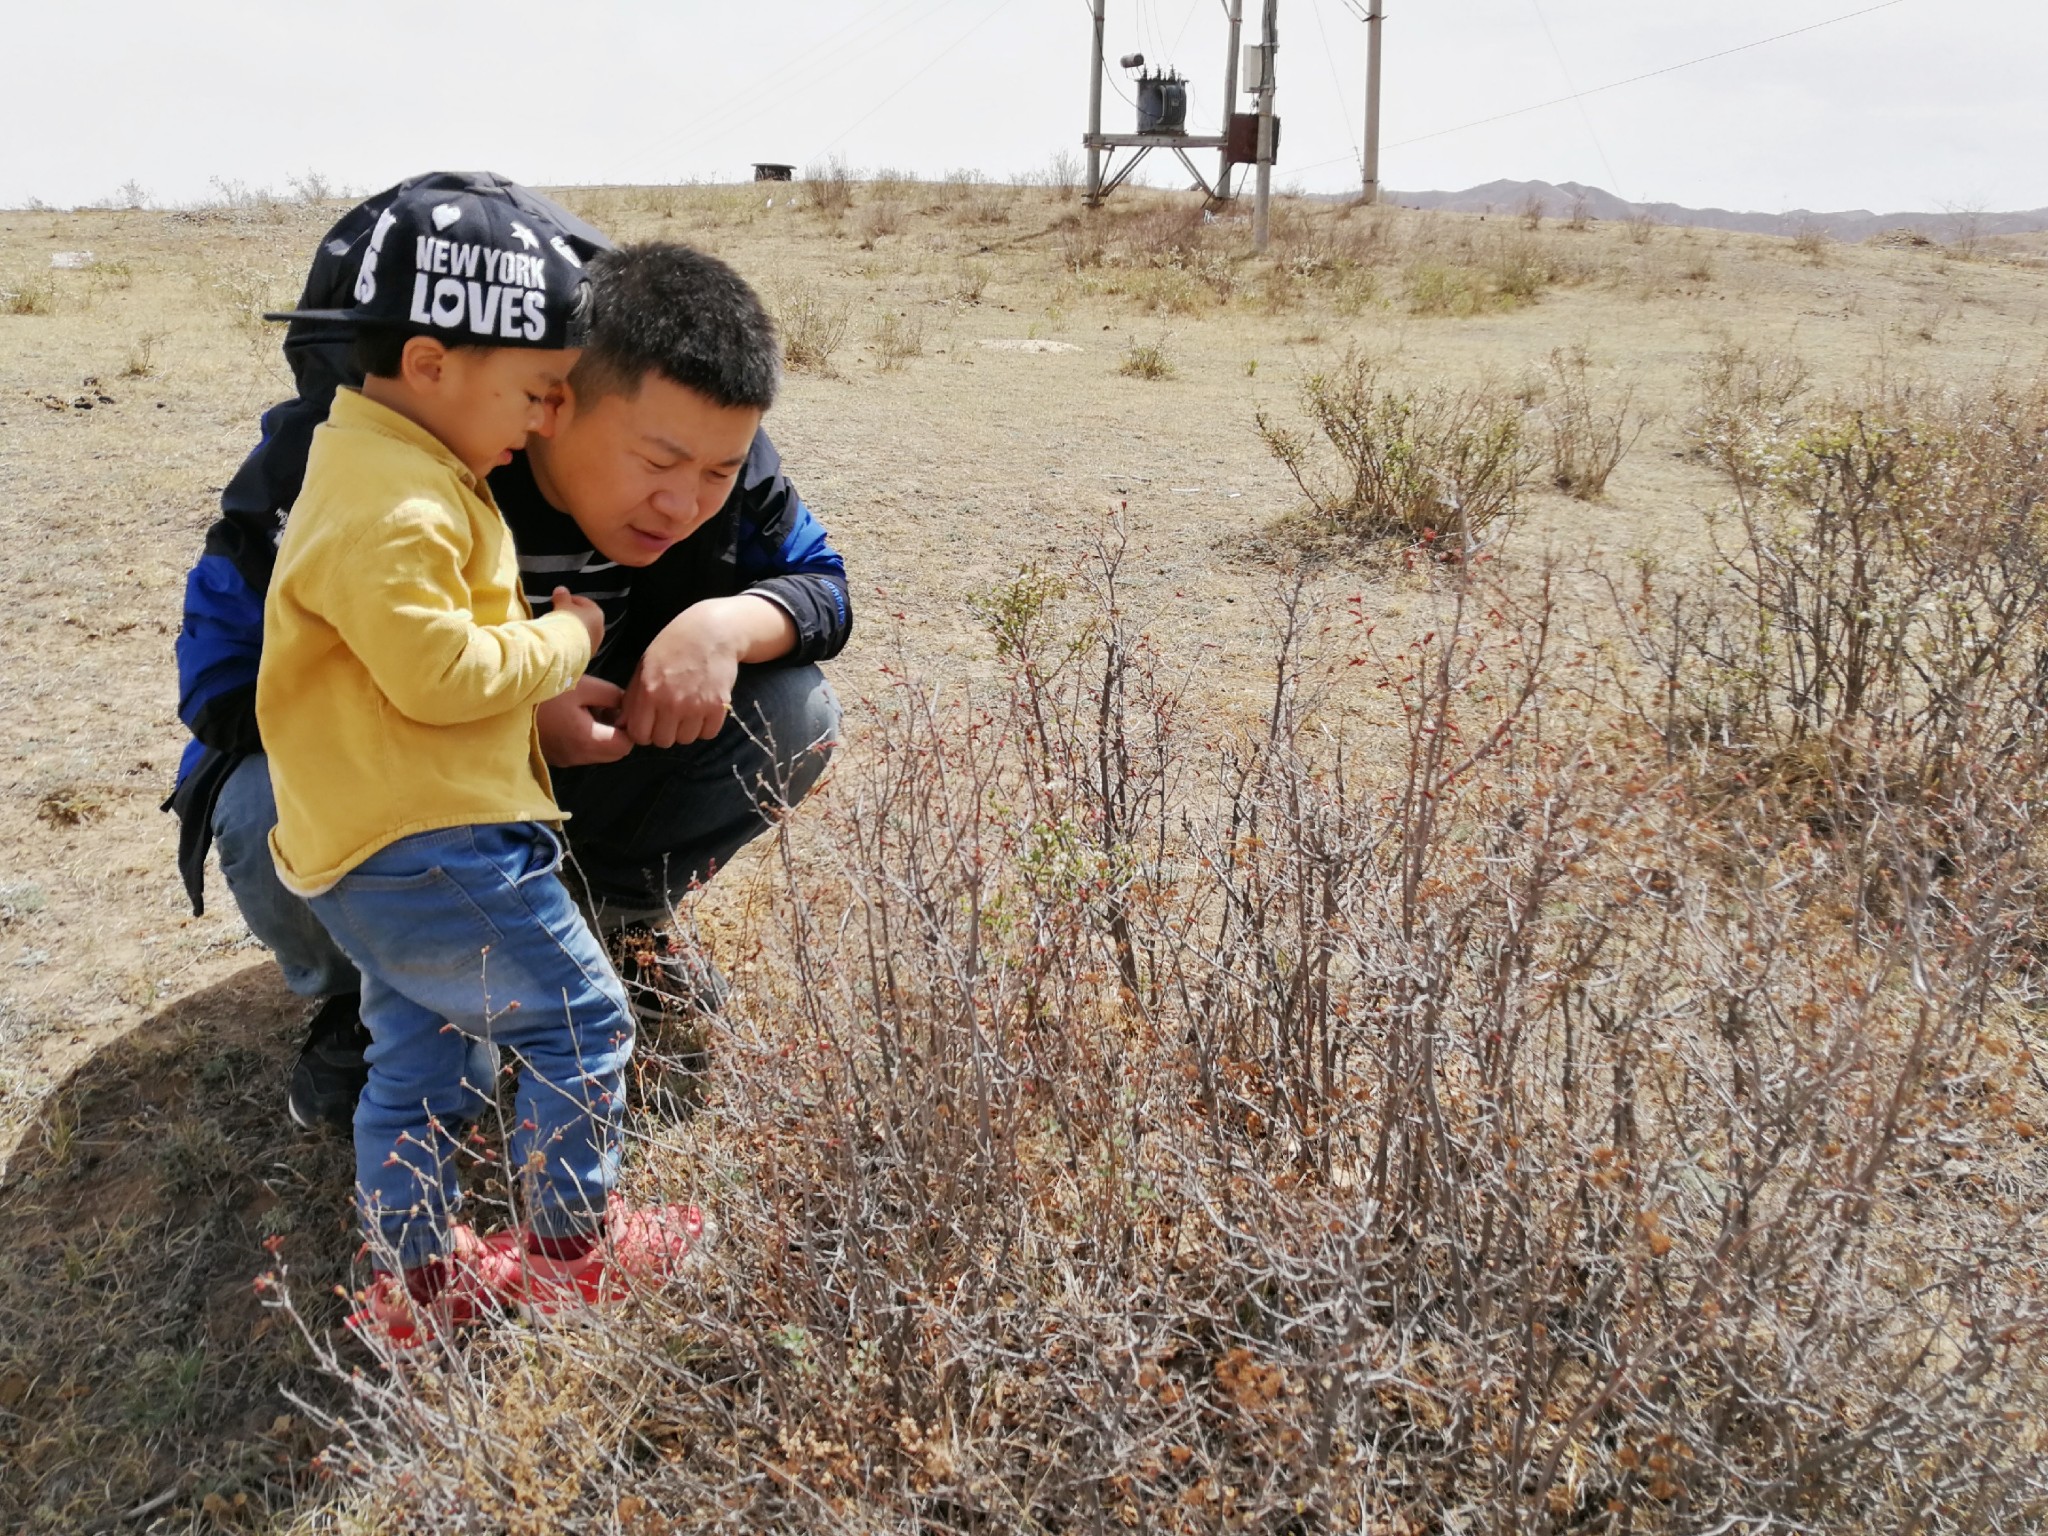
2, 178, 2045, 1522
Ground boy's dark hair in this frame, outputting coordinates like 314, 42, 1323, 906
351, 324, 487, 380
571, 243, 780, 410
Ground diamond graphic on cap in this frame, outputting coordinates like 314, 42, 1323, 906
550, 235, 583, 269
431, 202, 463, 230
509, 221, 540, 249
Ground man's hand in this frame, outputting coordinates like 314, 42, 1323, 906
537, 674, 633, 766
624, 595, 798, 749
551, 585, 604, 655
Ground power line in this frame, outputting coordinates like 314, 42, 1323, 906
818, 0, 1031, 156
1290, 0, 1913, 178
1079, 0, 1141, 109
1309, 0, 1363, 178
631, 0, 964, 176
1526, 0, 1624, 201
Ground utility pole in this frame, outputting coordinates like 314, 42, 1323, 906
1361, 1, 1384, 204
1086, 0, 1106, 207
1219, 0, 1243, 201
1252, 0, 1277, 251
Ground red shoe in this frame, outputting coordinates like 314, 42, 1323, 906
492, 1198, 712, 1315
345, 1225, 512, 1350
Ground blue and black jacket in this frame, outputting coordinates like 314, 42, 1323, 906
167, 171, 853, 913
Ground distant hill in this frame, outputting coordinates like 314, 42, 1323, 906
1382, 179, 2048, 244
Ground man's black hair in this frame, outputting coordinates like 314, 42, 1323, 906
572, 243, 780, 410
350, 324, 488, 380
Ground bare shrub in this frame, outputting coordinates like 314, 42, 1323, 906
956, 179, 1017, 226
868, 167, 917, 202
275, 510, 2048, 1533
205, 176, 282, 217
950, 258, 991, 305
804, 155, 854, 217
1790, 218, 1831, 262
856, 199, 901, 247
1624, 205, 1659, 244
1635, 376, 2048, 804
1045, 147, 1081, 200
1684, 337, 1812, 478
937, 166, 987, 208
866, 308, 924, 370
209, 260, 291, 334
1256, 347, 1531, 542
1516, 191, 1544, 230
1942, 199, 1989, 259
1117, 201, 1208, 266
1566, 190, 1593, 230
773, 280, 851, 371
1540, 343, 1648, 498
123, 329, 165, 378
1054, 215, 1106, 271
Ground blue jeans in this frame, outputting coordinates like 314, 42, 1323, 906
210, 664, 840, 996
306, 822, 635, 1268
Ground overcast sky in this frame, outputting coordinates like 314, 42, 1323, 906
0, 0, 2035, 215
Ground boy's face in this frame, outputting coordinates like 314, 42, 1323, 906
426, 344, 580, 478
530, 373, 764, 567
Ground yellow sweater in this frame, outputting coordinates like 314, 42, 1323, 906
258, 389, 592, 895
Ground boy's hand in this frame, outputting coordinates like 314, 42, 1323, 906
537, 675, 633, 766
551, 586, 604, 655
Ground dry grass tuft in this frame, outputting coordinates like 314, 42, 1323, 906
1118, 333, 1176, 380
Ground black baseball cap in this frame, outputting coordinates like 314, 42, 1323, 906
264, 182, 593, 350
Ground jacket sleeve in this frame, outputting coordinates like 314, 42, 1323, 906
316, 502, 593, 727
733, 430, 853, 665
175, 550, 266, 757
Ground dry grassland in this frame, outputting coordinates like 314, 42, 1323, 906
2, 177, 2047, 1531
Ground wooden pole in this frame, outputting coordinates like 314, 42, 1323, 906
1362, 1, 1384, 203
1252, 0, 1277, 251
1085, 0, 1106, 207
1219, 0, 1244, 201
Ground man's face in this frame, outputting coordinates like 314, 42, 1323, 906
532, 374, 764, 567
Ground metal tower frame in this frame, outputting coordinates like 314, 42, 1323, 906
1082, 0, 1248, 207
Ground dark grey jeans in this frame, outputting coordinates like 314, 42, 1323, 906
211, 663, 840, 996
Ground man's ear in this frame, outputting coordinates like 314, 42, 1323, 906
548, 373, 581, 433
399, 334, 451, 391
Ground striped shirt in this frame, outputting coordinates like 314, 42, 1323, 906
488, 452, 631, 673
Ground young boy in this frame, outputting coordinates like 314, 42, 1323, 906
257, 185, 703, 1344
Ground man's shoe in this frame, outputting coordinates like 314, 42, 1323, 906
611, 924, 726, 1114
487, 1198, 713, 1316
610, 923, 729, 1026
287, 992, 370, 1134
